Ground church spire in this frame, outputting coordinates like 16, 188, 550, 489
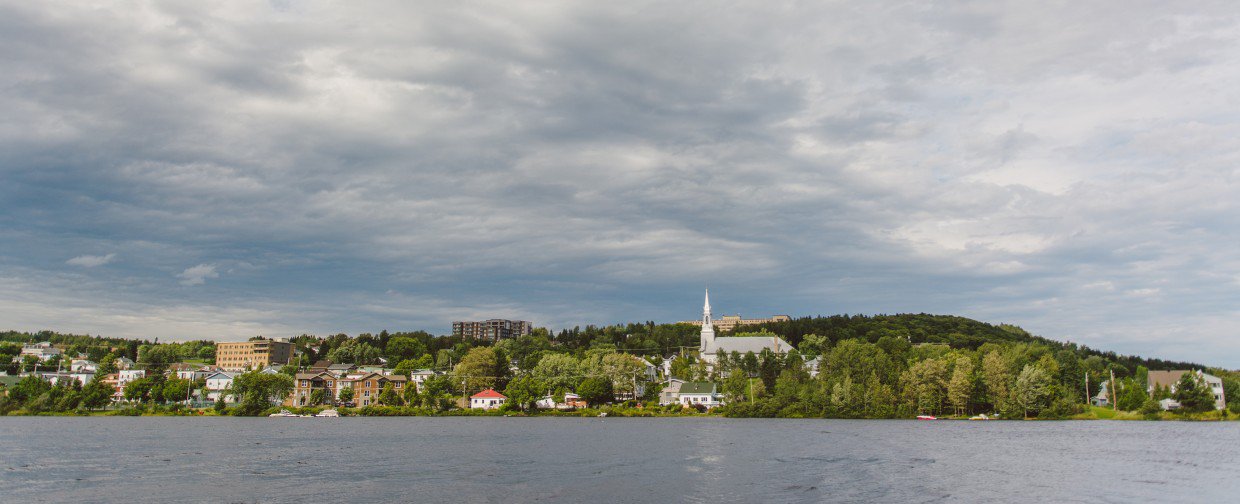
700, 289, 715, 354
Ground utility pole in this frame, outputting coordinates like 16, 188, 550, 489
1085, 373, 1090, 405
1110, 369, 1118, 412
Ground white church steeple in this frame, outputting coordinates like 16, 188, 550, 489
700, 289, 716, 354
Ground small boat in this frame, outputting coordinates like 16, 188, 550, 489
598, 412, 608, 417
969, 414, 991, 421
269, 409, 299, 418
315, 409, 340, 418
916, 415, 937, 421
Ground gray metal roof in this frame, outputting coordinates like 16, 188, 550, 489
712, 336, 792, 355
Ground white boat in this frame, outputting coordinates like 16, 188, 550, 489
269, 409, 299, 417
315, 409, 340, 418
969, 414, 992, 421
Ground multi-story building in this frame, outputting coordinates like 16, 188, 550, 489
287, 371, 409, 407
215, 340, 294, 372
452, 319, 532, 342
679, 313, 791, 333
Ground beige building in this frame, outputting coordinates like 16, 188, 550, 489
680, 313, 791, 333
216, 340, 294, 372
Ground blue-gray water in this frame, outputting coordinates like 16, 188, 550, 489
2, 417, 1237, 503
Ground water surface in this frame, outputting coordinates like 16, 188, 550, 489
2, 417, 1236, 503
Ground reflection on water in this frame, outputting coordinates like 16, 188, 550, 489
1, 417, 1237, 503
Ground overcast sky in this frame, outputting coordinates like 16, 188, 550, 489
3, 1, 1239, 366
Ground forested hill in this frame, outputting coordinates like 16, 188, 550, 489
738, 314, 1205, 372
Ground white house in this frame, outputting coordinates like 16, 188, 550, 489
70, 359, 98, 373
678, 382, 721, 409
410, 370, 439, 391
1148, 370, 1227, 410
804, 356, 822, 378
470, 389, 507, 410
204, 371, 235, 403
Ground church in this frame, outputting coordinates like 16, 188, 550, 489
697, 290, 793, 364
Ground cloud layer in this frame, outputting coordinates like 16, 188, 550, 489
2, 1, 1240, 366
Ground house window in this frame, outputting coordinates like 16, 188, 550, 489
395, 382, 402, 388
364, 390, 370, 397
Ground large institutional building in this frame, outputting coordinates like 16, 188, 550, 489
216, 339, 294, 371
452, 319, 533, 342
680, 310, 790, 332
696, 290, 792, 364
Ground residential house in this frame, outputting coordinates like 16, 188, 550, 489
658, 378, 686, 406
678, 382, 721, 409
204, 371, 235, 403
70, 359, 98, 373
409, 370, 439, 391
115, 357, 135, 370
1147, 370, 1226, 410
327, 363, 358, 377
470, 389, 507, 410
804, 356, 822, 378
1092, 380, 1111, 407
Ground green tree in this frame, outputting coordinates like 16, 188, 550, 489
669, 355, 694, 380
162, 378, 191, 404
401, 381, 420, 406
1013, 364, 1052, 418
901, 358, 949, 415
386, 337, 427, 363
503, 375, 543, 411
339, 386, 355, 404
577, 377, 613, 407
378, 383, 402, 406
310, 388, 327, 405
947, 356, 974, 416
1173, 372, 1216, 413
230, 371, 295, 415
81, 378, 114, 410
124, 377, 155, 403
981, 351, 1013, 415
600, 353, 647, 399
454, 347, 508, 394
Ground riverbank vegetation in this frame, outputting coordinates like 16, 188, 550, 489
2, 315, 1237, 420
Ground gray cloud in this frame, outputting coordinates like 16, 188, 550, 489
2, 1, 1240, 366
67, 253, 116, 268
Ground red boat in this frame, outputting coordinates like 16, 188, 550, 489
916, 415, 937, 420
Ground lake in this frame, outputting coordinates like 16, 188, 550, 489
1, 417, 1237, 503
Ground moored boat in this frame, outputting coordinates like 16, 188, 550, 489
916, 415, 936, 420
269, 409, 299, 417
315, 409, 340, 417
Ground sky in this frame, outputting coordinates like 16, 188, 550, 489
2, 1, 1239, 367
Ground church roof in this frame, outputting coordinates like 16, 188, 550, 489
711, 336, 792, 355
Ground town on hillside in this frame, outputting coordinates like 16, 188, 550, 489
1, 291, 1235, 419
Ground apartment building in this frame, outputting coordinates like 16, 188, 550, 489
452, 319, 532, 342
215, 340, 294, 372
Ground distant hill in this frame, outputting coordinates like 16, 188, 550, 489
737, 313, 1204, 372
